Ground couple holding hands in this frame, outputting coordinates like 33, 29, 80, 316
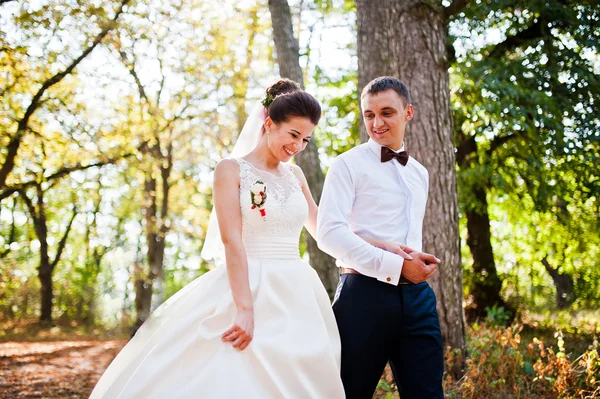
91, 76, 443, 399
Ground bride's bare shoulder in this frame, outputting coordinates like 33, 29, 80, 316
214, 158, 240, 181
289, 164, 308, 187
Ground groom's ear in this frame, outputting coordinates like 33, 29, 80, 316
405, 104, 414, 121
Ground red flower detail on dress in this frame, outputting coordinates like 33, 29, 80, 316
250, 181, 267, 221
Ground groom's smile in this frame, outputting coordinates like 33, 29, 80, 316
372, 128, 389, 135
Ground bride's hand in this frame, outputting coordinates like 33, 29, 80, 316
382, 242, 417, 260
364, 237, 416, 260
222, 308, 254, 350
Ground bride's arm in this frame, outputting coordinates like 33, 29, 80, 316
213, 159, 253, 350
291, 165, 414, 259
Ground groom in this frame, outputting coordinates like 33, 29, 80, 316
317, 76, 444, 398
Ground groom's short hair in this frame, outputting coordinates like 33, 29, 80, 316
361, 77, 411, 108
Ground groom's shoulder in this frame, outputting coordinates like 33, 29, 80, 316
335, 143, 370, 163
408, 156, 427, 173
408, 156, 429, 184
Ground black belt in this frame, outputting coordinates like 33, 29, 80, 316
340, 267, 414, 285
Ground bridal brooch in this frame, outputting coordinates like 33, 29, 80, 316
250, 181, 267, 220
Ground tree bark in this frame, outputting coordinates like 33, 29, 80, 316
356, 0, 465, 354
542, 256, 575, 309
267, 0, 338, 297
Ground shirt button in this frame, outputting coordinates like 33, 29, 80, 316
386, 277, 391, 282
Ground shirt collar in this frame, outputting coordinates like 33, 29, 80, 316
367, 138, 405, 157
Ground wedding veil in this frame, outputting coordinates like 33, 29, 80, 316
200, 103, 266, 266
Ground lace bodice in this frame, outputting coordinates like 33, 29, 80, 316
234, 158, 308, 259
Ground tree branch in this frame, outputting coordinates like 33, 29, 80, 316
0, 0, 130, 190
118, 46, 154, 112
0, 153, 134, 201
51, 205, 78, 269
17, 188, 38, 223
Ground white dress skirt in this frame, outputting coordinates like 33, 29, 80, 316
90, 159, 345, 398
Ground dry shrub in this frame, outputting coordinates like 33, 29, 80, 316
444, 324, 600, 399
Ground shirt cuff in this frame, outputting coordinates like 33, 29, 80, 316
376, 251, 404, 285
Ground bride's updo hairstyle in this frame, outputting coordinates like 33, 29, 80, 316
262, 78, 321, 127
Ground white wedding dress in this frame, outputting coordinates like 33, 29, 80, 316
90, 158, 345, 398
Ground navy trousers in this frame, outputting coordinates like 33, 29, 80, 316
333, 274, 444, 399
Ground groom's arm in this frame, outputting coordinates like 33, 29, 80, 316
317, 158, 404, 285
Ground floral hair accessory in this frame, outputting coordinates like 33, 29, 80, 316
250, 181, 267, 220
261, 93, 275, 109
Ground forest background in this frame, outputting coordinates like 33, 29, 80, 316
1, 0, 599, 397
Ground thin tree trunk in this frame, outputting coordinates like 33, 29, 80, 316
135, 174, 159, 325
542, 256, 575, 309
356, 0, 465, 355
267, 0, 338, 297
39, 269, 53, 324
20, 184, 77, 324
134, 143, 172, 326
82, 180, 105, 326
456, 134, 511, 320
465, 183, 511, 319
120, 44, 174, 325
134, 274, 153, 328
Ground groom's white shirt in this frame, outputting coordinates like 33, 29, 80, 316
317, 138, 429, 286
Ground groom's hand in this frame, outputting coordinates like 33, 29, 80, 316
401, 252, 440, 284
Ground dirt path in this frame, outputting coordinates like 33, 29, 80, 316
0, 340, 126, 398
0, 339, 399, 398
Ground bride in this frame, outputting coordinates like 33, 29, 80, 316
90, 79, 413, 398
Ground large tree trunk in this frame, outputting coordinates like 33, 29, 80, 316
267, 0, 338, 297
542, 256, 575, 309
356, 0, 465, 354
465, 183, 511, 319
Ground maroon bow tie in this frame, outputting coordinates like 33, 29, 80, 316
381, 146, 409, 166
